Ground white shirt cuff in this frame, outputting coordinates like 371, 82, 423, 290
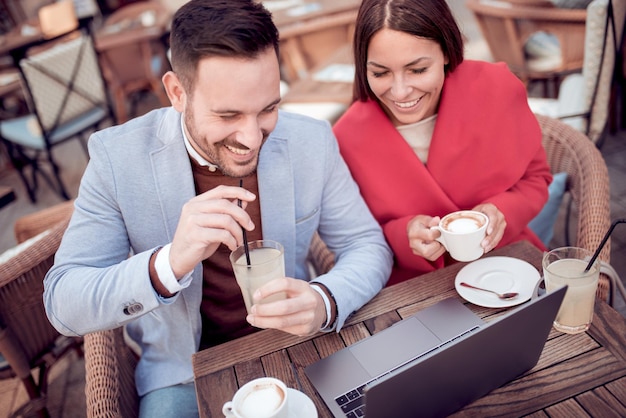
154, 243, 193, 294
311, 284, 332, 330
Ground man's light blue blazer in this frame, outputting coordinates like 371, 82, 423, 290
44, 107, 392, 396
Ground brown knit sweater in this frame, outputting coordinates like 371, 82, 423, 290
188, 158, 264, 349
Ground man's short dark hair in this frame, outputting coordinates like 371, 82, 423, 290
170, 0, 280, 92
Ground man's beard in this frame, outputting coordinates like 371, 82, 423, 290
184, 111, 266, 178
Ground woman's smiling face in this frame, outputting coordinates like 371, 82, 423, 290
366, 28, 448, 126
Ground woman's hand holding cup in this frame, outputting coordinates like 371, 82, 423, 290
430, 210, 489, 262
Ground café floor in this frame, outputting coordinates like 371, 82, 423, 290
1, 2, 626, 417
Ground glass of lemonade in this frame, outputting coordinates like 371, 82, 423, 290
542, 247, 600, 334
229, 240, 286, 314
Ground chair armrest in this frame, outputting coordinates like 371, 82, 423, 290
84, 328, 139, 418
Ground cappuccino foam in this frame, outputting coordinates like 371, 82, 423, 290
239, 384, 284, 418
446, 217, 481, 233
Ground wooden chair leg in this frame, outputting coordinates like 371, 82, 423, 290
114, 89, 128, 124
19, 375, 50, 418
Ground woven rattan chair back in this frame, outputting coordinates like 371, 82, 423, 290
14, 200, 75, 244
536, 114, 612, 301
84, 327, 140, 418
0, 218, 83, 418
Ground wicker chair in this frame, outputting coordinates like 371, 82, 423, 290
0, 217, 83, 418
536, 114, 613, 301
13, 200, 75, 244
0, 19, 114, 203
84, 327, 140, 418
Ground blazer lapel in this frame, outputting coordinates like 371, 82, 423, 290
149, 110, 203, 323
257, 135, 297, 277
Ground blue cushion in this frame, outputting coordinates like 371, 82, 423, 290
525, 32, 560, 58
529, 172, 568, 246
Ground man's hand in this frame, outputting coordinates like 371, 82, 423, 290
246, 278, 327, 336
169, 185, 256, 278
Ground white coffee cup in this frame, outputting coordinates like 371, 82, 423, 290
222, 377, 288, 418
431, 210, 489, 262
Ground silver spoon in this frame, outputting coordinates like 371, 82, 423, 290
460, 282, 519, 300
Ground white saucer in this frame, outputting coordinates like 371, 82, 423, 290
455, 256, 540, 308
287, 388, 317, 417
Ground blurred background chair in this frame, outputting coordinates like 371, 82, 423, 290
536, 114, 614, 303
95, 0, 171, 123
466, 0, 587, 97
13, 199, 75, 243
275, 7, 357, 123
0, 17, 114, 203
0, 214, 82, 418
528, 0, 626, 146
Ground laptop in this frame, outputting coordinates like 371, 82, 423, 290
305, 286, 566, 418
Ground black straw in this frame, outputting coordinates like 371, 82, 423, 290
584, 218, 626, 272
238, 179, 251, 266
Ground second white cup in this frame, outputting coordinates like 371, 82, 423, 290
222, 377, 288, 418
431, 210, 489, 262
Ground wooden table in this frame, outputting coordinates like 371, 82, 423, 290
93, 9, 170, 52
193, 240, 626, 417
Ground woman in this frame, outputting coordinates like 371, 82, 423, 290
333, 0, 552, 285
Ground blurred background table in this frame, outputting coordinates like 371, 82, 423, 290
94, 0, 172, 123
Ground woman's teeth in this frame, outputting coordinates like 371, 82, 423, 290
395, 99, 419, 108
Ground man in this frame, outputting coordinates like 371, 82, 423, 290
43, 0, 392, 416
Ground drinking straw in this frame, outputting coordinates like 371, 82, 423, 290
238, 179, 252, 266
584, 218, 626, 272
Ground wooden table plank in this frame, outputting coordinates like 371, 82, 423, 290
453, 349, 626, 417
233, 358, 264, 386
193, 329, 309, 376
194, 368, 237, 418
544, 398, 591, 417
588, 301, 626, 361
534, 332, 599, 371
605, 376, 626, 404
286, 342, 329, 415
577, 385, 626, 417
311, 331, 347, 359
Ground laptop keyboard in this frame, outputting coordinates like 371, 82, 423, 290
333, 325, 481, 417
335, 383, 368, 417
